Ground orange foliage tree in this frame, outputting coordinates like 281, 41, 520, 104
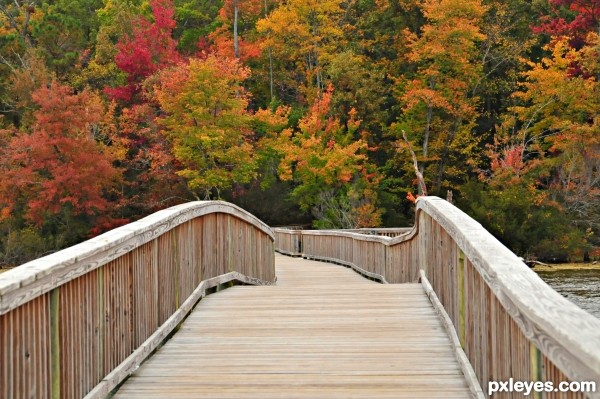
398, 0, 486, 194
210, 0, 263, 61
272, 85, 382, 228
502, 35, 600, 232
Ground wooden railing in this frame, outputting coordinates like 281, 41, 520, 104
273, 227, 420, 283
0, 201, 275, 399
274, 197, 600, 398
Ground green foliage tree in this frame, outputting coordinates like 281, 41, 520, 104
31, 0, 103, 76
152, 55, 257, 199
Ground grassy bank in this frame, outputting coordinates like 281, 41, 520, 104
534, 263, 600, 272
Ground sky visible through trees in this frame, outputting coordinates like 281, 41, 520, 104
0, 0, 598, 265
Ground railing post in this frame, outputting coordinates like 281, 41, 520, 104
458, 249, 466, 348
50, 287, 60, 399
419, 211, 429, 278
172, 228, 180, 308
228, 216, 233, 272
98, 266, 104, 382
530, 343, 543, 399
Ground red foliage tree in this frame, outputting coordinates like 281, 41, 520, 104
115, 103, 189, 211
105, 0, 182, 103
0, 82, 120, 225
534, 0, 600, 45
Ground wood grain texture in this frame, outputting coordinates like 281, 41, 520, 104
274, 197, 600, 397
0, 202, 276, 399
420, 271, 485, 399
0, 201, 273, 314
113, 255, 474, 399
416, 197, 600, 393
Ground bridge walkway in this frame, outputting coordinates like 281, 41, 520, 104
113, 254, 473, 398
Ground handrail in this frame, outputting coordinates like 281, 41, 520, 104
273, 225, 419, 283
274, 197, 600, 397
418, 197, 600, 396
0, 201, 275, 399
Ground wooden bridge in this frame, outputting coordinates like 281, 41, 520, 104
1, 197, 599, 398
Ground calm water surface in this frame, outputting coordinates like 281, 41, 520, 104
536, 269, 600, 319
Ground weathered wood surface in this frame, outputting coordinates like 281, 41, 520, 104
274, 197, 600, 398
418, 198, 600, 397
0, 201, 275, 399
273, 227, 420, 283
114, 255, 474, 398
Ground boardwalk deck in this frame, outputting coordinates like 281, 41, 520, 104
113, 254, 473, 398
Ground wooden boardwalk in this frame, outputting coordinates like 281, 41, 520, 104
113, 254, 473, 398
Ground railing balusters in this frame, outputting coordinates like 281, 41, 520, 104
274, 196, 600, 398
0, 201, 275, 399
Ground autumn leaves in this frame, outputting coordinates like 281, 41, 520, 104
0, 0, 598, 264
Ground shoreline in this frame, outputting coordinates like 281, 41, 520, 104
534, 263, 600, 272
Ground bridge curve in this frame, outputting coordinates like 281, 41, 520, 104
0, 201, 275, 399
2, 197, 599, 398
114, 254, 476, 398
275, 196, 600, 398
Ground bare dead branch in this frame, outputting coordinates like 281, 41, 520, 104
401, 130, 427, 196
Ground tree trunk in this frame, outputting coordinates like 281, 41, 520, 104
264, 0, 274, 100
434, 120, 459, 194
269, 49, 274, 100
233, 0, 239, 58
419, 104, 433, 183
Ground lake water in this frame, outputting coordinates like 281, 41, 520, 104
536, 269, 600, 319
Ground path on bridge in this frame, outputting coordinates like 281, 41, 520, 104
114, 254, 473, 398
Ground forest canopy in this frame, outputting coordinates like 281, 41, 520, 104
0, 0, 598, 265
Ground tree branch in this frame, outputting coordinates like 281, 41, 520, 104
402, 130, 427, 196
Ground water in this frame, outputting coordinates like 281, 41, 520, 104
536, 269, 600, 319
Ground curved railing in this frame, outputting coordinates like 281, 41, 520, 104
274, 197, 600, 398
0, 201, 275, 399
273, 226, 419, 283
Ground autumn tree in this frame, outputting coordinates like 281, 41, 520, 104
0, 1, 38, 45
151, 55, 257, 199
396, 0, 486, 195
256, 0, 345, 102
535, 0, 600, 46
0, 82, 121, 259
460, 35, 600, 261
107, 102, 191, 216
85, 1, 193, 216
503, 36, 600, 235
210, 0, 263, 60
105, 0, 181, 103
273, 85, 382, 228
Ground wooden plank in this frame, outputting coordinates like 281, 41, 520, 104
50, 288, 60, 399
113, 256, 474, 399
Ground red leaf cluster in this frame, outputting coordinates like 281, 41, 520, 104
105, 0, 182, 103
0, 82, 120, 225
